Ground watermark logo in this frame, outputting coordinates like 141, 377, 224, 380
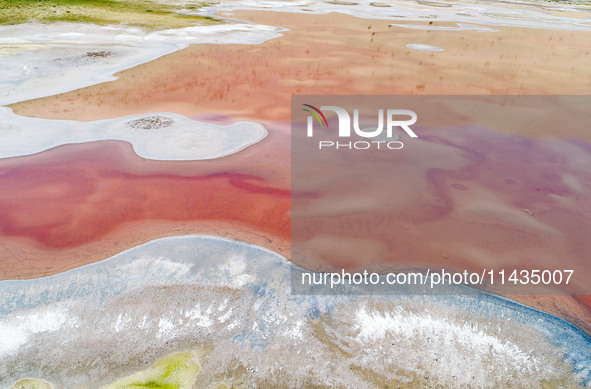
302, 104, 328, 128
303, 104, 418, 150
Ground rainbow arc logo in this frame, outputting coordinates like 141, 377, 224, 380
302, 104, 328, 127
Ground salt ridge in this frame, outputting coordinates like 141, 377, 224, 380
0, 108, 267, 160
196, 0, 591, 30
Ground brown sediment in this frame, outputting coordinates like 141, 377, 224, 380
10, 11, 591, 134
0, 219, 289, 280
511, 295, 591, 335
0, 122, 290, 280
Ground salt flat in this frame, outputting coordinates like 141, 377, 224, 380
0, 107, 267, 160
1, 235, 589, 388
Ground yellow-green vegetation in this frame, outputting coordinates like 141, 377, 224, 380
11, 378, 52, 389
100, 351, 200, 389
0, 0, 220, 29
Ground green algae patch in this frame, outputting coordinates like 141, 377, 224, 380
0, 0, 221, 29
11, 379, 52, 389
100, 352, 200, 389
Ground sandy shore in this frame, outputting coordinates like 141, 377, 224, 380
11, 11, 591, 130
511, 295, 591, 336
0, 21, 283, 106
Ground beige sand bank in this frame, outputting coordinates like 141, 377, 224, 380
10, 11, 591, 136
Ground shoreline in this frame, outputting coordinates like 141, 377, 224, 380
1, 5, 590, 345
0, 21, 284, 106
10, 11, 591, 127
1, 234, 589, 387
